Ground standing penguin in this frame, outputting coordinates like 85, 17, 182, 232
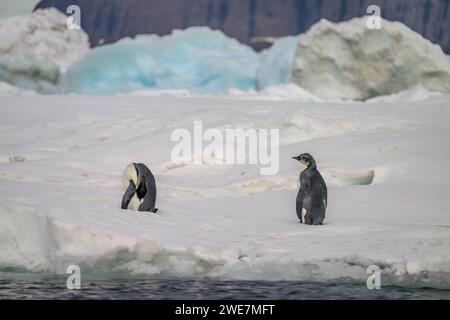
121, 163, 158, 213
292, 153, 327, 225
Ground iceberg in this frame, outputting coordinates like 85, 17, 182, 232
0, 8, 89, 93
0, 54, 60, 94
256, 36, 299, 90
0, 81, 36, 96
65, 27, 260, 95
0, 8, 89, 72
6, 10, 449, 99
291, 17, 450, 101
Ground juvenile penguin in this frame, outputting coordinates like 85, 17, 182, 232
121, 163, 158, 213
292, 153, 327, 225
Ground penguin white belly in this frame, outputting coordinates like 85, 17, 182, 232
301, 208, 307, 223
128, 193, 142, 211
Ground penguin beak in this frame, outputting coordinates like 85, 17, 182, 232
292, 156, 300, 161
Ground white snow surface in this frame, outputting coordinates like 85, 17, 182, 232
291, 17, 450, 101
1, 94, 450, 288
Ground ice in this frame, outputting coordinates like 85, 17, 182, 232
65, 27, 260, 95
291, 17, 450, 101
65, 28, 301, 95
1, 93, 450, 288
2, 11, 450, 98
365, 85, 440, 103
256, 36, 299, 90
0, 8, 89, 93
0, 54, 60, 93
0, 8, 89, 71
0, 81, 36, 96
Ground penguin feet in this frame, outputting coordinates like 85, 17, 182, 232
152, 208, 158, 213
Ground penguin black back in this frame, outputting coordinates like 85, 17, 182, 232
121, 163, 157, 213
292, 153, 327, 225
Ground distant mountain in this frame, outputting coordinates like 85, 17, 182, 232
35, 0, 450, 53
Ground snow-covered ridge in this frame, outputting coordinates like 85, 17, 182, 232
1, 94, 450, 288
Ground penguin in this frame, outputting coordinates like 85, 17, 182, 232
292, 153, 327, 225
121, 163, 158, 213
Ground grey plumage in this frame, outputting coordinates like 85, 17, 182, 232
292, 153, 327, 225
121, 163, 158, 213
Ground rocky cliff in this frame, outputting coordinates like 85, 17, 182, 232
35, 0, 450, 53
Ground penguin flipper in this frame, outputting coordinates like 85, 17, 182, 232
138, 190, 156, 212
136, 178, 147, 199
138, 174, 157, 212
121, 180, 136, 210
147, 177, 157, 207
303, 180, 311, 191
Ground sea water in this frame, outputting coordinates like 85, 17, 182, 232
1, 273, 449, 299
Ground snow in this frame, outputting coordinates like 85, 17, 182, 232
64, 27, 260, 95
1, 93, 450, 288
291, 17, 450, 101
228, 83, 321, 102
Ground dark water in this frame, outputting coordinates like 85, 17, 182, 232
0, 273, 449, 300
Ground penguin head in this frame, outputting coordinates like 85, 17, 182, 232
292, 153, 316, 167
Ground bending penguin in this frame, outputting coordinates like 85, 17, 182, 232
121, 163, 158, 213
292, 153, 327, 225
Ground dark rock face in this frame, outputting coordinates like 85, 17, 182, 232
35, 0, 450, 53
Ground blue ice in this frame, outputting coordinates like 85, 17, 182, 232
256, 36, 299, 90
65, 27, 262, 95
